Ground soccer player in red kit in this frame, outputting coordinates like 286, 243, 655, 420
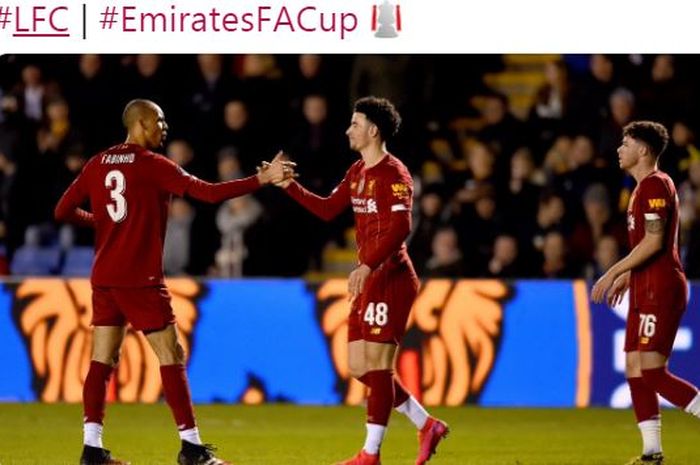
275, 97, 448, 465
55, 99, 290, 465
592, 121, 700, 465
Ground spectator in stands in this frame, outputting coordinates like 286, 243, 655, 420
216, 99, 260, 175
409, 185, 448, 276
487, 234, 523, 278
424, 227, 466, 277
215, 195, 263, 277
454, 186, 501, 276
598, 87, 636, 170
163, 198, 195, 276
166, 139, 196, 173
568, 54, 617, 135
476, 92, 527, 165
637, 55, 691, 129
539, 230, 578, 278
569, 183, 627, 269
529, 190, 567, 253
585, 234, 621, 281
15, 64, 46, 123
501, 147, 541, 235
66, 55, 119, 154
529, 60, 570, 152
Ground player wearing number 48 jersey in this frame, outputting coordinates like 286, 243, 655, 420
275, 97, 448, 465
591, 121, 700, 465
55, 99, 291, 465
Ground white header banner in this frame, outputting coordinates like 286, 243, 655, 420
0, 0, 698, 53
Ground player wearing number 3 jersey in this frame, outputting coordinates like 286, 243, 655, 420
55, 99, 290, 465
278, 97, 448, 465
591, 121, 700, 465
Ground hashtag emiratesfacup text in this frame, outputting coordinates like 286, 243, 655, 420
95, 4, 357, 39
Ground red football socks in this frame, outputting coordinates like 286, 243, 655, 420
361, 370, 394, 426
83, 361, 114, 424
642, 367, 698, 408
392, 377, 410, 407
628, 377, 660, 422
160, 364, 197, 430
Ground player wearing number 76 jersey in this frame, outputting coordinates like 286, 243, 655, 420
275, 97, 448, 465
55, 99, 291, 465
591, 121, 700, 465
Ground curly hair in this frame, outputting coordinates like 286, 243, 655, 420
353, 96, 401, 142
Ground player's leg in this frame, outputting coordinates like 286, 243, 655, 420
84, 325, 126, 447
623, 306, 663, 464
393, 368, 448, 465
334, 340, 394, 465
145, 324, 231, 465
123, 286, 230, 465
640, 351, 699, 413
145, 324, 199, 439
636, 304, 699, 415
81, 288, 130, 465
385, 270, 448, 465
626, 350, 663, 461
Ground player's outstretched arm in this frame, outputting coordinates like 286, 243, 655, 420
181, 152, 294, 204
270, 161, 352, 222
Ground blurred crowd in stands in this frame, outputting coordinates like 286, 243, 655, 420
1, 54, 700, 280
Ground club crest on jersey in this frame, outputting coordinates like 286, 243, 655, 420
648, 198, 666, 209
628, 212, 635, 230
366, 179, 376, 196
391, 182, 409, 199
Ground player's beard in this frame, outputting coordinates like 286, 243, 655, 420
156, 132, 167, 150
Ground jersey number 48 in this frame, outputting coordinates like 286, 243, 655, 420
364, 302, 389, 326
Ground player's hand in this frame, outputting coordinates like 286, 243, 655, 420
606, 271, 630, 308
256, 151, 296, 185
348, 264, 372, 305
261, 161, 297, 189
591, 270, 616, 304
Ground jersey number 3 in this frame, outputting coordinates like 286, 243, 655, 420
105, 170, 127, 222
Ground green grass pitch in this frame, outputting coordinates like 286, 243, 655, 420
0, 404, 699, 464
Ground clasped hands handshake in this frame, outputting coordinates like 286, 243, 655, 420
255, 151, 297, 188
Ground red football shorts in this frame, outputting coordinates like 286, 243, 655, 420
91, 285, 175, 332
625, 303, 686, 357
348, 264, 419, 344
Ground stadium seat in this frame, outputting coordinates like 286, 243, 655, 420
62, 246, 94, 276
10, 246, 61, 276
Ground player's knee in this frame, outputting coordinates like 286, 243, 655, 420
92, 349, 120, 367
625, 357, 641, 378
154, 342, 185, 365
348, 358, 366, 379
364, 349, 393, 372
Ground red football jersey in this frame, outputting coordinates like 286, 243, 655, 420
56, 143, 195, 287
286, 154, 413, 271
56, 141, 262, 287
627, 170, 686, 308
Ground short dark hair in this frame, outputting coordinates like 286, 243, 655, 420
353, 96, 401, 142
623, 121, 669, 159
